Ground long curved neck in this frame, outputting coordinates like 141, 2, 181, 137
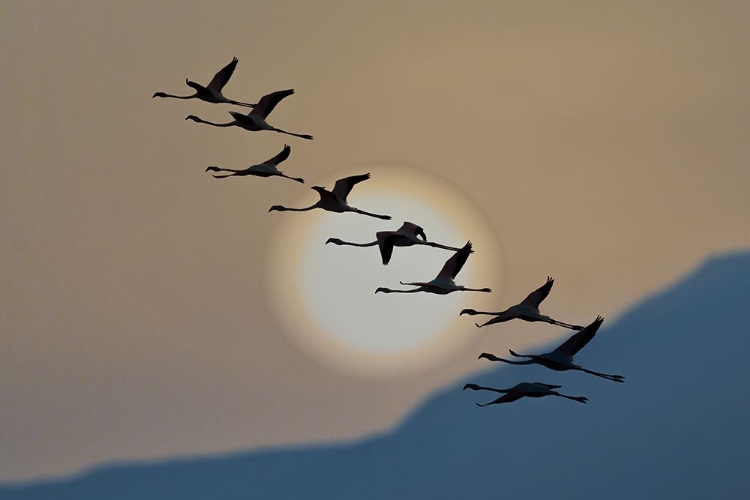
495, 358, 534, 365
460, 287, 492, 292
329, 239, 378, 247
188, 116, 234, 127
466, 310, 505, 316
480, 353, 534, 365
276, 205, 317, 212
156, 92, 195, 100
467, 384, 510, 394
206, 166, 242, 174
376, 288, 421, 294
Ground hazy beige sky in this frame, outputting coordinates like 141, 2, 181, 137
2, 0, 750, 482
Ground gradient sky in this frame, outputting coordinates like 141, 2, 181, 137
2, 0, 750, 482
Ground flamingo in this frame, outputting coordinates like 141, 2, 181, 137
375, 241, 491, 295
205, 144, 304, 183
152, 57, 255, 107
478, 316, 625, 383
268, 173, 390, 220
460, 276, 583, 330
325, 222, 461, 265
463, 382, 589, 406
185, 89, 313, 140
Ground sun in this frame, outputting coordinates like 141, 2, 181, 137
264, 163, 506, 379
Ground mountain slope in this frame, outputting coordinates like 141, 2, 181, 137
3, 251, 750, 499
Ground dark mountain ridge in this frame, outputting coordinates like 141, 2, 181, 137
3, 251, 749, 499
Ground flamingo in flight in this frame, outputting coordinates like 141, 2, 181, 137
325, 222, 461, 265
205, 144, 304, 183
153, 57, 255, 107
268, 173, 390, 220
186, 89, 314, 140
463, 382, 588, 406
478, 316, 625, 383
375, 241, 491, 295
460, 276, 583, 330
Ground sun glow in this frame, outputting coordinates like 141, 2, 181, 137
265, 164, 506, 378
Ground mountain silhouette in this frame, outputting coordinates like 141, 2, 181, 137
3, 251, 750, 499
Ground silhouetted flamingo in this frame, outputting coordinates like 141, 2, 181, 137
463, 382, 588, 406
186, 89, 313, 140
460, 277, 583, 329
478, 316, 625, 383
205, 144, 303, 183
325, 222, 461, 265
153, 57, 255, 107
268, 173, 390, 219
375, 241, 491, 295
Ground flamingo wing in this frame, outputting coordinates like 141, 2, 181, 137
332, 173, 372, 201
250, 89, 295, 119
376, 231, 399, 265
521, 276, 554, 308
398, 222, 426, 239
437, 241, 474, 280
479, 389, 525, 406
263, 144, 291, 167
553, 315, 604, 356
206, 57, 239, 92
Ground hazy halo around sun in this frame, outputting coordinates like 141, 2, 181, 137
264, 163, 506, 379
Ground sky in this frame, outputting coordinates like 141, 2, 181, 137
2, 0, 750, 483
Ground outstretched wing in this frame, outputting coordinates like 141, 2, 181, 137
521, 277, 554, 308
478, 390, 524, 407
398, 221, 425, 239
376, 231, 399, 265
263, 144, 291, 167
554, 316, 604, 356
207, 57, 239, 92
250, 89, 295, 119
437, 241, 474, 280
332, 173, 371, 201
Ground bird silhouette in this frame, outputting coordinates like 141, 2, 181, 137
205, 144, 303, 183
375, 241, 491, 295
478, 315, 625, 383
153, 57, 256, 107
186, 89, 313, 140
460, 276, 583, 329
268, 173, 390, 219
463, 382, 588, 406
325, 221, 461, 265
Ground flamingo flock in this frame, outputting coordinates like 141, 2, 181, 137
154, 56, 625, 409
